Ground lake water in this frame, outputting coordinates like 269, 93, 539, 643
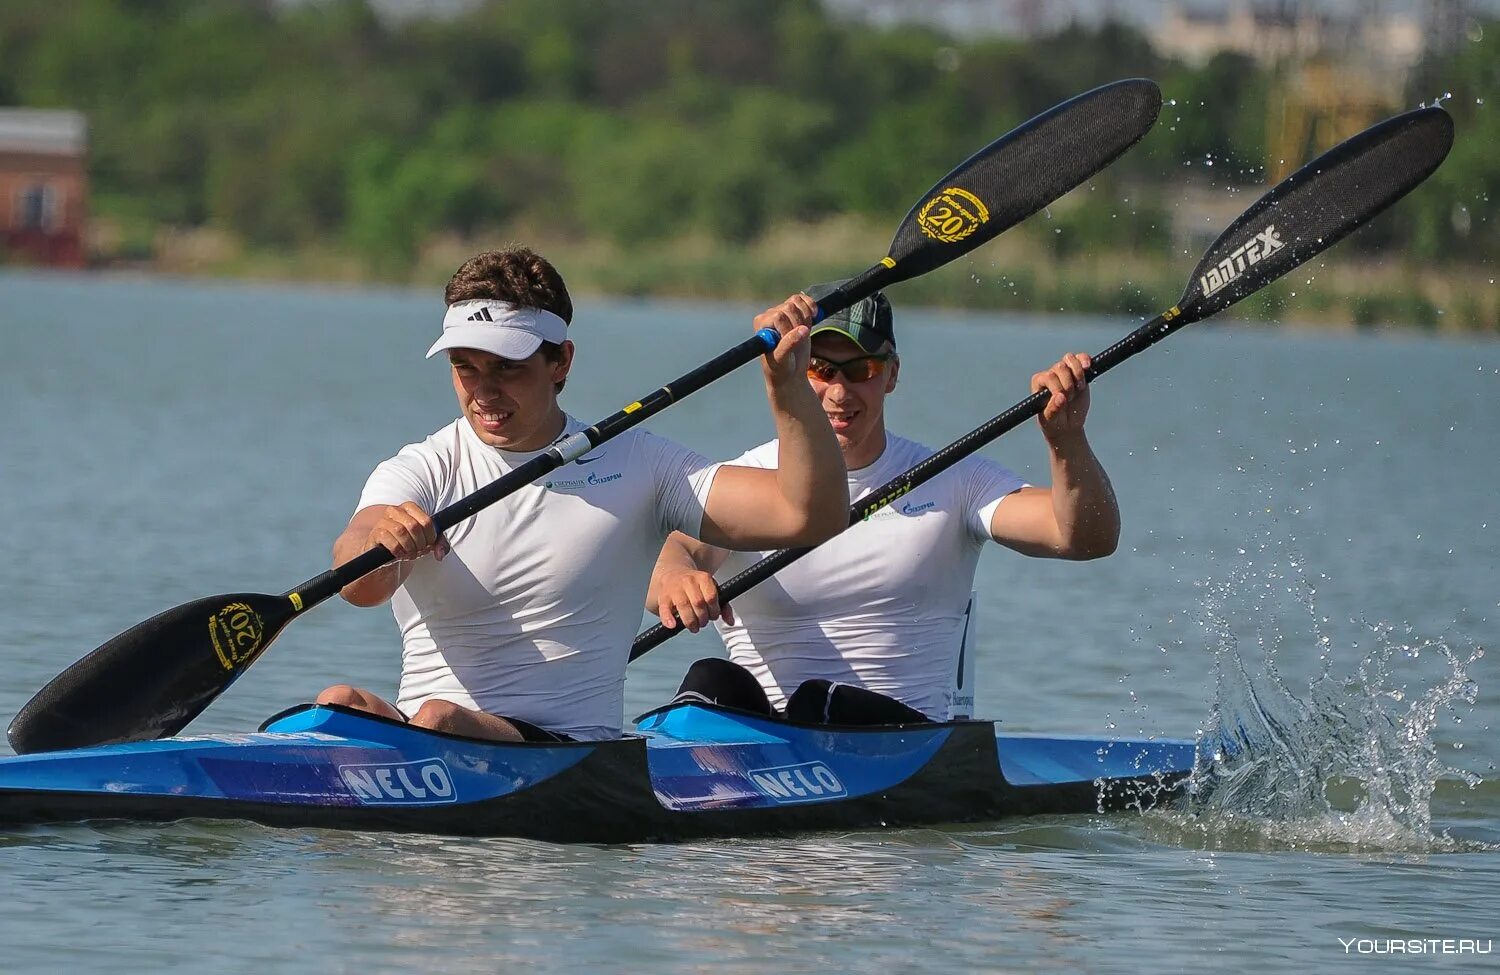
0, 269, 1496, 972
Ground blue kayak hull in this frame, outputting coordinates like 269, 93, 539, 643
0, 704, 1196, 842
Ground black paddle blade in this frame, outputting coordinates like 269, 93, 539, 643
8, 592, 297, 753
1178, 105, 1454, 323
884, 78, 1162, 281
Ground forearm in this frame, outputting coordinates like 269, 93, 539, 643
648, 532, 734, 629
764, 376, 848, 541
333, 525, 409, 607
647, 532, 705, 615
1045, 432, 1120, 559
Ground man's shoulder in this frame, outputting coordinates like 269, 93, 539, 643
591, 426, 722, 485
883, 431, 932, 461
605, 425, 695, 462
727, 437, 778, 468
380, 419, 465, 465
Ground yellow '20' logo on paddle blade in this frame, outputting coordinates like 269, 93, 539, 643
917, 187, 990, 243
210, 601, 264, 671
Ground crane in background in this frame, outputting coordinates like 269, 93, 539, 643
1266, 0, 1468, 180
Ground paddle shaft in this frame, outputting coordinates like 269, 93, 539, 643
629, 304, 1196, 659
286, 327, 781, 610
289, 252, 972, 609
630, 104, 1457, 660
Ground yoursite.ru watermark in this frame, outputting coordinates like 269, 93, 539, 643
1338, 937, 1492, 955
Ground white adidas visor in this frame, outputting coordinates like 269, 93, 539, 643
426, 299, 569, 361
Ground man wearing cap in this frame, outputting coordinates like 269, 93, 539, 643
647, 284, 1119, 725
315, 249, 847, 742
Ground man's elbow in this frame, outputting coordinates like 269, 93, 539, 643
784, 494, 849, 546
1058, 529, 1119, 561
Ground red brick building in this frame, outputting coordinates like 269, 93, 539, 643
0, 109, 88, 267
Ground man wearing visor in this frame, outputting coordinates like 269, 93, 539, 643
315, 249, 847, 742
647, 283, 1120, 725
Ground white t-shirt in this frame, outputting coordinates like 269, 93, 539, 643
714, 434, 1026, 718
357, 415, 719, 740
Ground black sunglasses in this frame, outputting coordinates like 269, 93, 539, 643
806, 352, 895, 384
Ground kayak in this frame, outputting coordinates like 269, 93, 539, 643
0, 702, 1197, 842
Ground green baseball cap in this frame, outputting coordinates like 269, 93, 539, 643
805, 281, 895, 353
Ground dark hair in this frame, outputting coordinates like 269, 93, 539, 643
445, 247, 573, 322
446, 246, 573, 391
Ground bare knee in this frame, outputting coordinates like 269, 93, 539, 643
410, 700, 522, 741
410, 698, 467, 732
316, 684, 367, 708
316, 685, 403, 722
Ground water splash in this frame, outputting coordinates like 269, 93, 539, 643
1166, 544, 1485, 852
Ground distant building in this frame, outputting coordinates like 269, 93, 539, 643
823, 0, 1092, 37
0, 109, 88, 268
1156, 1, 1424, 74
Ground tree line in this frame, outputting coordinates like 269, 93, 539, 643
0, 0, 1492, 296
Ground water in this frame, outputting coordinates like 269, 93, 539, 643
0, 270, 1495, 971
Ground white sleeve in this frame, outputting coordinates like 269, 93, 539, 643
726, 439, 777, 470
964, 456, 1029, 543
355, 442, 445, 517
641, 431, 722, 538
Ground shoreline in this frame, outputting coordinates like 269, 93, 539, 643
6, 260, 1493, 342
8, 214, 1496, 334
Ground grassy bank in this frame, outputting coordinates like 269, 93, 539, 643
87, 215, 1499, 334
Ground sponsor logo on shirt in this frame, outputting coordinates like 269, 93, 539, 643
747, 762, 847, 804
338, 759, 457, 805
546, 470, 623, 490
864, 498, 936, 521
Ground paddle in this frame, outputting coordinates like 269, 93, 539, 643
8, 78, 1165, 754
631, 104, 1455, 662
